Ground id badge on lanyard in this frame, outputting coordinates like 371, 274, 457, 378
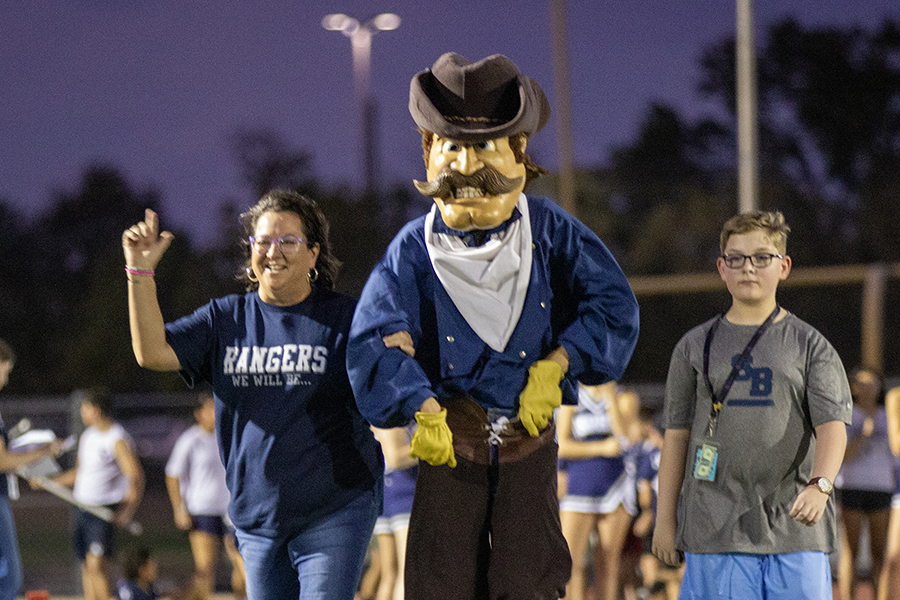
694, 304, 779, 482
693, 443, 718, 482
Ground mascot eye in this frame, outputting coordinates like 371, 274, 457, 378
441, 140, 461, 153
474, 140, 496, 151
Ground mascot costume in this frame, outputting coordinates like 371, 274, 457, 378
349, 52, 640, 600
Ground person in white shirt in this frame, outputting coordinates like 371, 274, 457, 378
54, 388, 145, 600
166, 391, 245, 600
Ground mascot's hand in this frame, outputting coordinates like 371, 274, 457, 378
410, 408, 457, 468
518, 360, 564, 437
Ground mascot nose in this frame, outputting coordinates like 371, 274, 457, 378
452, 146, 483, 175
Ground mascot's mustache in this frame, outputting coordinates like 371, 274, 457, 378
414, 166, 523, 199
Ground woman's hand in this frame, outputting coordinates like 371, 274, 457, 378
122, 208, 174, 271
383, 331, 415, 358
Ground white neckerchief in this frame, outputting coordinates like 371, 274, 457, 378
424, 194, 532, 353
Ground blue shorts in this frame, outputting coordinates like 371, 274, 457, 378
192, 514, 234, 538
680, 552, 831, 600
73, 506, 118, 561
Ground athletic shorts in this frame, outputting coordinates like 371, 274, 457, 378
839, 488, 892, 512
192, 514, 234, 537
680, 552, 831, 600
73, 505, 118, 561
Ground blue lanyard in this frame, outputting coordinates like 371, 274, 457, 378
702, 304, 780, 437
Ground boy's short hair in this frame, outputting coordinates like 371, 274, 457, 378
720, 210, 791, 255
0, 339, 15, 365
122, 545, 152, 580
82, 387, 113, 417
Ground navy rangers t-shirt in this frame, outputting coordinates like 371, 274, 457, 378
166, 288, 383, 538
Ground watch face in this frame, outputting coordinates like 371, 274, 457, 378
816, 477, 833, 493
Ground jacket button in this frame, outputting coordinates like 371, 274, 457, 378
519, 351, 527, 359
446, 336, 455, 343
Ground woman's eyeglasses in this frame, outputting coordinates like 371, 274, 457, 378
248, 235, 307, 256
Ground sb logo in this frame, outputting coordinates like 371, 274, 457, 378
732, 355, 773, 396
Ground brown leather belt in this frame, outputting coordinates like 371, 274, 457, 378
441, 396, 555, 465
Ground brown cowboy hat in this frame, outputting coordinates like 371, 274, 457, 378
409, 52, 551, 142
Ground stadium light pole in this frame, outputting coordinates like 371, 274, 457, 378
548, 0, 577, 218
322, 13, 401, 198
736, 0, 759, 212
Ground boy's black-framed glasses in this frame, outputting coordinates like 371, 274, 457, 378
721, 253, 784, 269
248, 235, 307, 256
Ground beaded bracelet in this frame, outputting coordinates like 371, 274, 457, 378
125, 266, 155, 277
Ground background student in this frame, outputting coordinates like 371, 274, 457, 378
370, 425, 417, 600
54, 387, 145, 600
166, 390, 245, 600
835, 366, 893, 600
558, 381, 638, 600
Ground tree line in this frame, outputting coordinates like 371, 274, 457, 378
1, 18, 898, 393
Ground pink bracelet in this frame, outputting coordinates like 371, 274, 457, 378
125, 266, 155, 277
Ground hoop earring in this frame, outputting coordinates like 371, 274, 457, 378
245, 267, 258, 283
308, 267, 319, 283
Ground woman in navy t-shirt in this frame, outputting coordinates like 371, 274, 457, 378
123, 190, 383, 600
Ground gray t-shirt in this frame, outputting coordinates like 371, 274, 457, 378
664, 311, 852, 555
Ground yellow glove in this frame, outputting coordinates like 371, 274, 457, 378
410, 408, 457, 468
518, 360, 564, 436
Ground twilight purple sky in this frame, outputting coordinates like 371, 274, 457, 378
2, 0, 896, 246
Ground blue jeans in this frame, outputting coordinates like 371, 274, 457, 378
235, 485, 380, 600
0, 496, 23, 600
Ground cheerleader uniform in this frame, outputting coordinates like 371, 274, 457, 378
560, 386, 636, 515
374, 425, 418, 534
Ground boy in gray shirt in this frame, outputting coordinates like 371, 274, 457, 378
652, 211, 852, 599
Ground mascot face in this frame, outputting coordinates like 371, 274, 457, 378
421, 134, 527, 231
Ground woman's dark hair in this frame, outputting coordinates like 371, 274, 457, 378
849, 366, 886, 406
238, 190, 340, 291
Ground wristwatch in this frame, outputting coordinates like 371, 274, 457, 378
807, 476, 834, 495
